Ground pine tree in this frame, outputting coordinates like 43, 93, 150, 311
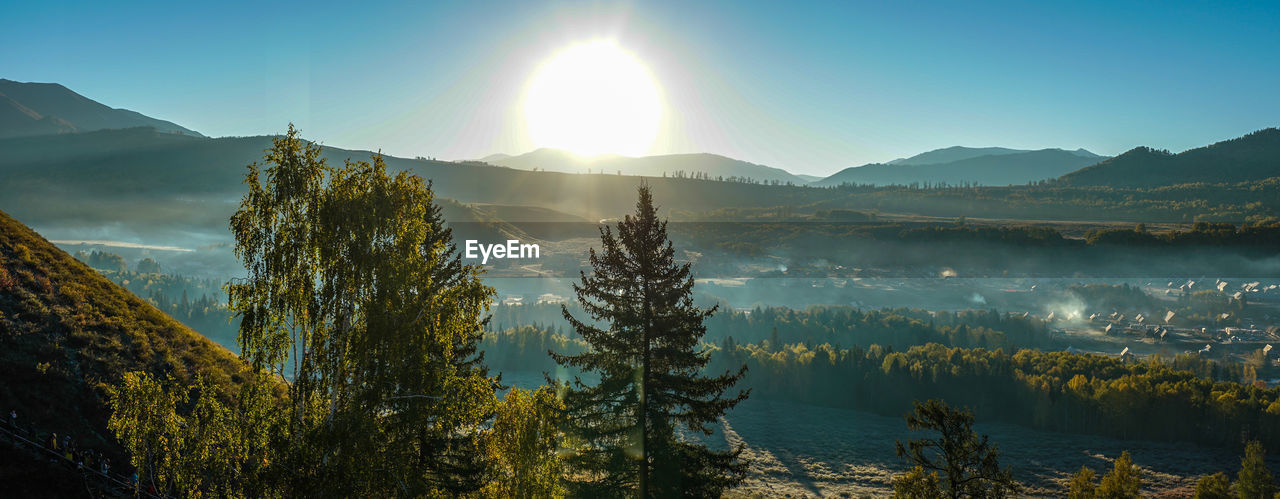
894, 399, 1018, 498
552, 186, 749, 497
1097, 451, 1142, 498
1237, 441, 1276, 499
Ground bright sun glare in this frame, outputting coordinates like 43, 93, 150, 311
525, 41, 662, 157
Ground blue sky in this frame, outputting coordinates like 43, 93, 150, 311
3, 0, 1278, 176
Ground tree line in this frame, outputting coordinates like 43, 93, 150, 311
708, 341, 1275, 449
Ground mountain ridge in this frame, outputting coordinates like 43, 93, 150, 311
1059, 128, 1280, 187
487, 147, 808, 184
0, 78, 202, 138
885, 146, 1103, 166
815, 148, 1108, 187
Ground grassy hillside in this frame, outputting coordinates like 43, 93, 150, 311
0, 209, 246, 487
1060, 128, 1280, 187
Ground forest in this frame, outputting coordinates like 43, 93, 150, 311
480, 313, 1270, 449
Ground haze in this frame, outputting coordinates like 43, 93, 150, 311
3, 0, 1278, 176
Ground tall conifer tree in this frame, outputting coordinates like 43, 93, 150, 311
552, 186, 749, 497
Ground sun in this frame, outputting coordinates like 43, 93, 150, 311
524, 41, 662, 157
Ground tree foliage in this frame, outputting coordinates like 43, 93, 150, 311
1097, 451, 1141, 498
1194, 472, 1233, 499
893, 399, 1017, 498
483, 387, 568, 498
224, 124, 499, 496
891, 465, 942, 498
552, 186, 749, 497
1068, 466, 1097, 499
1237, 441, 1276, 499
108, 371, 186, 495
711, 341, 1277, 449
108, 372, 247, 497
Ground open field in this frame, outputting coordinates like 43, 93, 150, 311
503, 371, 1273, 498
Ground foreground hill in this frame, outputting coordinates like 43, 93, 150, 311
1060, 128, 1280, 187
0, 78, 202, 138
487, 148, 808, 184
0, 209, 246, 491
814, 148, 1106, 187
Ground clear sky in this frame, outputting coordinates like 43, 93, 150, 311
3, 0, 1278, 176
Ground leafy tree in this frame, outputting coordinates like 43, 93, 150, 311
136, 257, 162, 274
173, 375, 240, 496
894, 399, 1017, 498
552, 186, 749, 497
1237, 441, 1276, 499
1068, 465, 1097, 499
85, 250, 127, 273
1097, 451, 1141, 498
892, 465, 942, 498
109, 372, 246, 496
484, 387, 567, 498
227, 125, 498, 495
108, 371, 185, 495
1195, 472, 1233, 498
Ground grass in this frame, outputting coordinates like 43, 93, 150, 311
0, 208, 247, 476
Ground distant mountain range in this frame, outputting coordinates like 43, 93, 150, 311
0, 78, 202, 138
2, 78, 1276, 233
1058, 128, 1280, 187
813, 147, 1107, 187
481, 148, 809, 184
887, 146, 1028, 166
0, 128, 853, 246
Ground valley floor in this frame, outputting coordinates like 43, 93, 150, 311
504, 371, 1259, 498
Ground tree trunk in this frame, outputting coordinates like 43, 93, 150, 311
639, 275, 652, 498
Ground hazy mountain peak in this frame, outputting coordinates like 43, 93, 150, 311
0, 78, 203, 138
816, 147, 1110, 187
486, 148, 806, 183
887, 146, 1027, 166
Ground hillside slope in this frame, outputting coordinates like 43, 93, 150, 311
886, 146, 1101, 166
815, 148, 1106, 186
0, 209, 246, 489
0, 78, 202, 138
0, 128, 843, 246
0, 94, 76, 138
490, 148, 807, 184
1060, 128, 1280, 187
886, 146, 1027, 165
